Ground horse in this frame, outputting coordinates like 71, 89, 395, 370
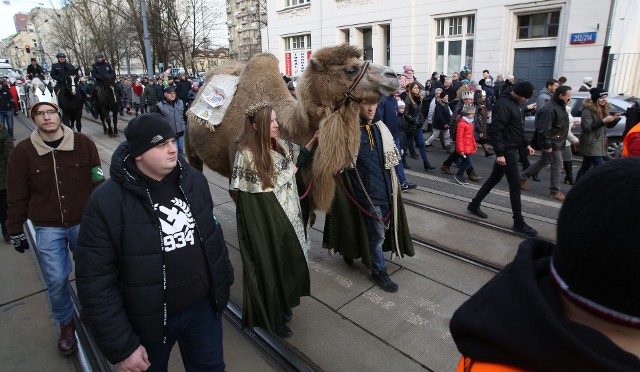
95, 80, 121, 137
57, 68, 84, 132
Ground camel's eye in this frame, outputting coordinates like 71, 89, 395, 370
345, 67, 357, 75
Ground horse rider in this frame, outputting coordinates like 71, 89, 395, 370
26, 58, 45, 81
50, 52, 76, 97
90, 53, 116, 91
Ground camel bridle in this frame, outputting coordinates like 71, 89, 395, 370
333, 61, 370, 112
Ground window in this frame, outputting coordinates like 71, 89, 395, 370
285, 0, 309, 7
284, 35, 311, 51
517, 11, 560, 39
434, 15, 475, 75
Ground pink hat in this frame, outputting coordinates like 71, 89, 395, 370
403, 65, 413, 73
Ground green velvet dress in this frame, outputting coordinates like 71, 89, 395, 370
231, 139, 310, 334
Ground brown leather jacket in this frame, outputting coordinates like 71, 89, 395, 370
6, 125, 104, 234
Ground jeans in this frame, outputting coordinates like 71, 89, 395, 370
364, 205, 386, 275
425, 128, 450, 146
470, 149, 524, 223
0, 110, 14, 137
522, 150, 563, 193
518, 146, 531, 170
394, 137, 407, 185
35, 225, 79, 325
143, 297, 224, 372
456, 155, 473, 178
575, 156, 606, 182
177, 135, 185, 155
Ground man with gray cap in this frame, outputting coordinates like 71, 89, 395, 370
7, 101, 104, 356
466, 81, 538, 236
76, 113, 233, 372
450, 158, 640, 370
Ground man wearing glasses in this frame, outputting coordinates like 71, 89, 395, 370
6, 101, 104, 356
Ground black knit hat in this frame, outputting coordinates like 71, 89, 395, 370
124, 113, 177, 158
552, 158, 640, 327
590, 87, 608, 102
512, 81, 535, 99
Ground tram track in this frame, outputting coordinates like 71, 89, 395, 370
15, 113, 318, 372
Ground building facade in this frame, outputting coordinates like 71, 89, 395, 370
226, 0, 267, 61
262, 0, 640, 96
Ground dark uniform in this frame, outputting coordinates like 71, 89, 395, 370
90, 60, 116, 88
51, 54, 76, 96
26, 62, 45, 80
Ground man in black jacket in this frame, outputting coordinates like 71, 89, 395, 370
466, 81, 538, 236
520, 86, 572, 201
26, 58, 45, 80
50, 52, 76, 96
91, 53, 116, 89
76, 113, 234, 371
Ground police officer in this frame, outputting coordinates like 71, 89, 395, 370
90, 53, 116, 89
50, 52, 76, 96
26, 58, 45, 80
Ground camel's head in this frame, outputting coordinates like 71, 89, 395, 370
299, 44, 398, 110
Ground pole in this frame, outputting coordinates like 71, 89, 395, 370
140, 0, 154, 77
125, 43, 131, 75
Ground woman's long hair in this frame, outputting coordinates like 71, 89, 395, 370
238, 105, 283, 190
407, 82, 422, 105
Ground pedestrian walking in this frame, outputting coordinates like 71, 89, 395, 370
453, 104, 477, 185
7, 101, 105, 355
156, 86, 186, 155
76, 113, 233, 371
230, 102, 315, 338
466, 81, 538, 236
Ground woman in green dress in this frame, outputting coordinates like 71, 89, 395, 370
230, 102, 318, 338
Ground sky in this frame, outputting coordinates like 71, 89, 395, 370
0, 0, 48, 40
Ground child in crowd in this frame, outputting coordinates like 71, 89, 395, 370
454, 104, 477, 185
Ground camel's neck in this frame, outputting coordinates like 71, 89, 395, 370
275, 100, 318, 145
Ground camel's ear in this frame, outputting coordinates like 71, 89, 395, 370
309, 57, 325, 72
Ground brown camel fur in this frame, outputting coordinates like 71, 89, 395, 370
186, 44, 399, 211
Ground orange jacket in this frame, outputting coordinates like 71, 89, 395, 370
457, 356, 526, 372
623, 122, 640, 157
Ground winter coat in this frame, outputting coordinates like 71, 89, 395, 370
76, 142, 234, 364
623, 123, 640, 157
91, 61, 116, 85
433, 100, 451, 130
456, 118, 477, 155
0, 86, 15, 111
26, 63, 44, 80
6, 126, 103, 234
451, 239, 640, 371
375, 95, 400, 139
157, 99, 186, 136
131, 84, 143, 104
187, 89, 198, 106
142, 85, 160, 107
404, 94, 424, 131
50, 62, 76, 84
488, 91, 528, 157
535, 97, 570, 151
535, 87, 552, 111
121, 83, 132, 105
579, 99, 617, 157
176, 80, 192, 102
0, 127, 14, 190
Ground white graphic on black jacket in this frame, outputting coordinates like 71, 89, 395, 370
154, 198, 196, 252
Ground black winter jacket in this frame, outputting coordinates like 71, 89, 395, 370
76, 142, 233, 364
50, 62, 76, 84
488, 91, 528, 157
91, 61, 116, 85
535, 97, 569, 151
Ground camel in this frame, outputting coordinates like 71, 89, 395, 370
186, 44, 399, 211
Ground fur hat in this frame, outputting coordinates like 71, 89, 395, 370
583, 76, 593, 84
552, 158, 640, 327
124, 113, 177, 158
513, 81, 535, 99
590, 87, 608, 102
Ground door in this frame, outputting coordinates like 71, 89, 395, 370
514, 47, 556, 99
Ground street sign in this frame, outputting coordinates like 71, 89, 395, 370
43, 63, 48, 69
159, 62, 164, 69
570, 32, 597, 45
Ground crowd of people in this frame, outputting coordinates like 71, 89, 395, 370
1, 56, 639, 372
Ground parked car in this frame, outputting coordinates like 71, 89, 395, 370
524, 92, 636, 158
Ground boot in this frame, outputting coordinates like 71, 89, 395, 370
482, 143, 494, 157
467, 169, 482, 182
424, 160, 436, 171
440, 165, 453, 175
563, 161, 574, 185
58, 320, 77, 356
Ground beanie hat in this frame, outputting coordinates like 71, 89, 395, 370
435, 87, 443, 95
403, 65, 413, 73
461, 79, 470, 85
583, 76, 593, 84
30, 102, 60, 119
552, 158, 640, 327
396, 100, 405, 109
512, 81, 535, 99
124, 113, 177, 158
590, 87, 608, 102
